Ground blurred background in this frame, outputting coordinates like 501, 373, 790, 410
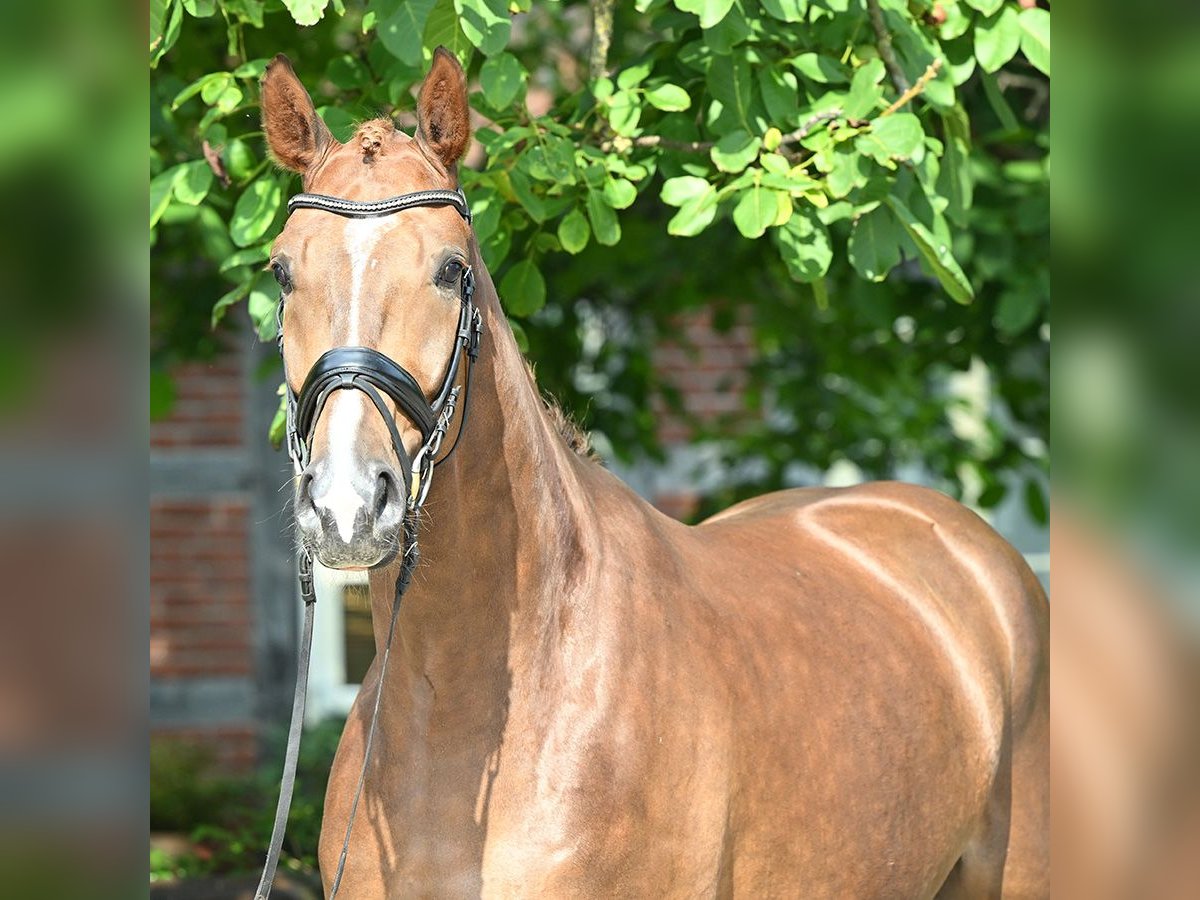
0, 0, 1194, 896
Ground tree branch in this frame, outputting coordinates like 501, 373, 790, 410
599, 110, 842, 156
879, 58, 942, 117
589, 0, 614, 78
866, 0, 910, 94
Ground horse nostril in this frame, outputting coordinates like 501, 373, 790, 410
298, 471, 316, 510
373, 470, 396, 521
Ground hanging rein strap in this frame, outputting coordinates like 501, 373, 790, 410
254, 187, 480, 900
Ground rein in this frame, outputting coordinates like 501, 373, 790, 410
253, 186, 481, 900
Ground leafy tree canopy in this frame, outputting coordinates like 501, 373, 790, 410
150, 0, 1049, 520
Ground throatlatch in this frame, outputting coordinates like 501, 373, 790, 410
254, 186, 481, 900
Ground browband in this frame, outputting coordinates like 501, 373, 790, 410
287, 188, 472, 223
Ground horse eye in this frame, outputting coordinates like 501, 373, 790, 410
271, 261, 291, 290
438, 259, 465, 286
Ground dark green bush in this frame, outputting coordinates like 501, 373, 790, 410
150, 716, 346, 880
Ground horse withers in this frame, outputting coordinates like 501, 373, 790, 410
260, 48, 1049, 898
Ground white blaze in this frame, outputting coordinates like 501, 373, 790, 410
312, 217, 396, 542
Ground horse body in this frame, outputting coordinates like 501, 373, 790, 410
261, 50, 1048, 898
316, 252, 1047, 899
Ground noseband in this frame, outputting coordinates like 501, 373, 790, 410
256, 186, 484, 900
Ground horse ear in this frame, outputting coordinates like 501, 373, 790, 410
416, 47, 471, 170
261, 54, 334, 173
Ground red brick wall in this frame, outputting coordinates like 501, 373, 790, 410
650, 308, 756, 519
151, 345, 259, 772
150, 497, 251, 678
150, 356, 244, 449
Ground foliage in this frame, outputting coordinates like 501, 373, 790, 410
149, 718, 346, 879
150, 0, 1049, 515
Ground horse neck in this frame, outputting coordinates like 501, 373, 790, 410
366, 244, 593, 709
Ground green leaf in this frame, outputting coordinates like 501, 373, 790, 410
860, 113, 925, 164
608, 91, 642, 136
219, 244, 271, 274
150, 0, 171, 46
232, 58, 269, 79
525, 136, 577, 183
500, 260, 546, 315
150, 166, 182, 228
848, 205, 902, 281
759, 0, 805, 23
281, 0, 330, 26
318, 106, 357, 143
981, 69, 1020, 133
374, 0, 437, 66
758, 68, 799, 127
215, 83, 244, 114
711, 130, 761, 173
964, 0, 1003, 15
774, 207, 831, 282
937, 107, 972, 226
230, 177, 283, 248
844, 58, 885, 120
704, 0, 750, 53
247, 270, 281, 341
1024, 478, 1048, 525
826, 144, 867, 198
1019, 7, 1050, 76
210, 278, 252, 328
732, 186, 778, 239
666, 183, 718, 236
586, 189, 622, 245
886, 197, 974, 304
268, 390, 287, 448
480, 52, 526, 108
423, 0, 472, 63
789, 53, 847, 84
603, 177, 637, 210
975, 5, 1021, 74
994, 289, 1041, 337
200, 73, 233, 105
151, 0, 183, 67
455, 0, 511, 57
674, 0, 735, 29
557, 208, 590, 254
508, 170, 547, 221
617, 62, 653, 90
645, 83, 692, 112
171, 72, 226, 110
661, 176, 711, 206
707, 55, 753, 128
173, 160, 213, 206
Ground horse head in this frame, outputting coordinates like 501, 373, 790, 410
262, 49, 475, 570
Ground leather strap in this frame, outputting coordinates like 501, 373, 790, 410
253, 554, 316, 900
328, 524, 417, 898
296, 347, 438, 443
288, 188, 471, 223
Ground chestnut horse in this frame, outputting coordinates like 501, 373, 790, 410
261, 49, 1048, 898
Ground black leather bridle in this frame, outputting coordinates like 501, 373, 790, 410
281, 186, 482, 505
255, 186, 483, 900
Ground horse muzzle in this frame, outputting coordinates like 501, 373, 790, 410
295, 456, 407, 569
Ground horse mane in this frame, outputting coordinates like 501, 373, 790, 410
524, 359, 597, 462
